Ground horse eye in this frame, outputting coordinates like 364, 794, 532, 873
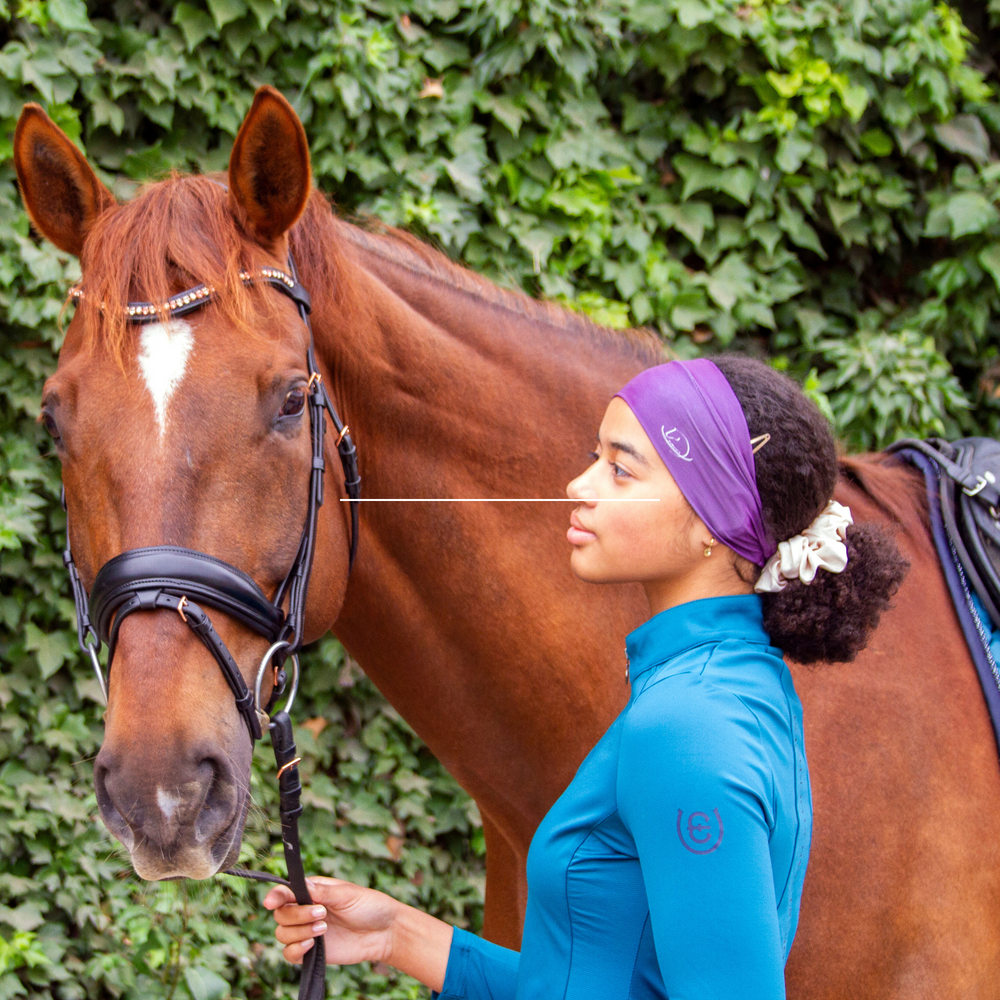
41, 411, 62, 445
279, 388, 306, 418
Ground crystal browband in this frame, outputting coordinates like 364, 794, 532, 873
69, 265, 310, 325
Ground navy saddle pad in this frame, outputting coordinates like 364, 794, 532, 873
887, 437, 1000, 754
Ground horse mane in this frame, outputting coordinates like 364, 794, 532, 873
290, 190, 664, 366
75, 172, 663, 370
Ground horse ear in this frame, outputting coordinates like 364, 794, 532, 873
228, 86, 312, 246
13, 104, 115, 257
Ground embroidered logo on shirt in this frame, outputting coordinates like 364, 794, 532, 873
676, 808, 724, 854
661, 426, 693, 462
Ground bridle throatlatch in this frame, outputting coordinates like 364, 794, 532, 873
62, 258, 360, 1000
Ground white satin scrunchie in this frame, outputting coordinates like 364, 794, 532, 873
754, 500, 854, 594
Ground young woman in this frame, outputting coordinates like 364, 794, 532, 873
264, 355, 907, 998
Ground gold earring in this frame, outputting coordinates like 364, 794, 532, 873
704, 537, 715, 557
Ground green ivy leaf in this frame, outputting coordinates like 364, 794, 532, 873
860, 128, 893, 156
673, 154, 719, 200
0, 901, 47, 934
445, 149, 485, 202
933, 115, 991, 163
945, 192, 999, 238
23, 623, 72, 680
173, 3, 218, 48
46, 0, 97, 33
654, 200, 714, 245
841, 83, 870, 121
716, 166, 754, 205
184, 966, 231, 1000
674, 0, 714, 29
777, 197, 826, 258
978, 243, 1000, 290
206, 0, 246, 30
706, 252, 754, 311
826, 196, 862, 230
775, 133, 813, 173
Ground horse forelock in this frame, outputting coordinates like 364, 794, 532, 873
74, 172, 287, 367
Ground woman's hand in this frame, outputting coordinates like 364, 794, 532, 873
264, 877, 398, 967
264, 876, 453, 991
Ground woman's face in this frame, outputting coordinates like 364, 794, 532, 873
566, 398, 737, 601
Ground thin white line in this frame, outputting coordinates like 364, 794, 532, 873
337, 498, 660, 502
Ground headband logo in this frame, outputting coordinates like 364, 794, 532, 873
661, 426, 692, 462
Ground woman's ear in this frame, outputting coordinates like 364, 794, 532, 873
228, 85, 312, 249
13, 104, 116, 257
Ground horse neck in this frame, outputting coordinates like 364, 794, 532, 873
302, 221, 653, 826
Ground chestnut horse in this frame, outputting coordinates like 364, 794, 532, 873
15, 88, 1000, 997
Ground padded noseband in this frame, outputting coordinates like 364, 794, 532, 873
91, 546, 285, 643
89, 547, 288, 742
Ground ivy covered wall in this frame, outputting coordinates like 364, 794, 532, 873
4, 0, 1000, 996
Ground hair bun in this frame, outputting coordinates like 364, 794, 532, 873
711, 354, 909, 664
760, 523, 907, 663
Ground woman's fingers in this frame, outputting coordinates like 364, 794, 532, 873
272, 902, 330, 927
275, 919, 327, 946
282, 936, 315, 965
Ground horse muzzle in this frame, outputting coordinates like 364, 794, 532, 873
94, 734, 249, 880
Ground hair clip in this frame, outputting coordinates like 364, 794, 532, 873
750, 433, 771, 454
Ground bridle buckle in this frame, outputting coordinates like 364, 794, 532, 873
965, 475, 989, 497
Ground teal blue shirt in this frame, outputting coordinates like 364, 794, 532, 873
437, 595, 812, 1000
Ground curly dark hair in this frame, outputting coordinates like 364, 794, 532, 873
712, 355, 909, 664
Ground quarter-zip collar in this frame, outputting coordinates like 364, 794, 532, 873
625, 594, 771, 689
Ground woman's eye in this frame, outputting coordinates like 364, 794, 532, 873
612, 462, 631, 479
279, 388, 306, 418
41, 411, 62, 445
588, 450, 599, 461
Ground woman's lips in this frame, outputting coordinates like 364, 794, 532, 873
567, 511, 597, 546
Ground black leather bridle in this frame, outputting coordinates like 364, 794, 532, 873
62, 258, 358, 999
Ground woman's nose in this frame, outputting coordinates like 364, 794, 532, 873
566, 470, 598, 502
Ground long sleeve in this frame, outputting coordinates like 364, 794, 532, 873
617, 674, 786, 1000
434, 927, 520, 1000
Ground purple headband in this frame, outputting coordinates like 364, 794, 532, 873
615, 359, 776, 566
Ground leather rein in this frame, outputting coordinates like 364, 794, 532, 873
62, 258, 358, 999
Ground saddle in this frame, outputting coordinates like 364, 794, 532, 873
887, 437, 1000, 753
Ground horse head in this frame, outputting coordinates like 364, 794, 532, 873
14, 88, 353, 880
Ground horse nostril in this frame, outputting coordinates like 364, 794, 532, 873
193, 752, 238, 845
93, 751, 136, 850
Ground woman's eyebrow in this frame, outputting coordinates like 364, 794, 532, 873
608, 439, 651, 468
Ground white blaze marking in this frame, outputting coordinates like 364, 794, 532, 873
156, 785, 183, 824
137, 320, 194, 439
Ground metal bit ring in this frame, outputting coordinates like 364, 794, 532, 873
254, 640, 300, 724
